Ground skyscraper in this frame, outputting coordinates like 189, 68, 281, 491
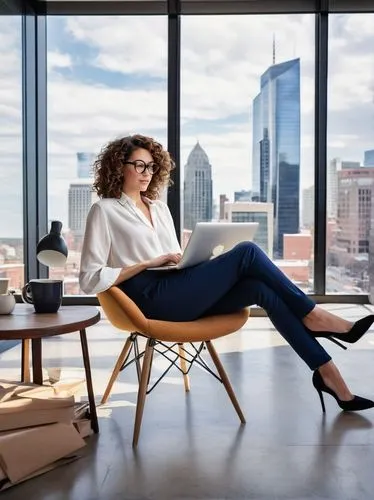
224, 201, 274, 258
234, 190, 252, 202
219, 194, 228, 220
364, 149, 374, 167
183, 142, 213, 230
327, 158, 361, 219
302, 185, 314, 228
327, 159, 339, 219
251, 94, 261, 196
252, 58, 300, 257
68, 181, 93, 237
341, 161, 361, 169
77, 152, 95, 178
333, 168, 374, 273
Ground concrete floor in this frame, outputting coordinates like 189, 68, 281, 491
1, 303, 374, 499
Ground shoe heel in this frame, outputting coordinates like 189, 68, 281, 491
327, 337, 348, 350
316, 388, 326, 413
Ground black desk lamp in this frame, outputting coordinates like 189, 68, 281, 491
36, 221, 68, 267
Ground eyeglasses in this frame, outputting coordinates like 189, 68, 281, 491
125, 160, 160, 175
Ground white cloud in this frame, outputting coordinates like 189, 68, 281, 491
47, 78, 168, 177
48, 78, 167, 135
66, 16, 168, 77
343, 14, 374, 41
328, 52, 374, 111
47, 51, 73, 72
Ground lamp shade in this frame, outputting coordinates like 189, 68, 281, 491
36, 221, 68, 267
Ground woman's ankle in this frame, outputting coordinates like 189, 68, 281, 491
318, 361, 353, 401
303, 307, 353, 333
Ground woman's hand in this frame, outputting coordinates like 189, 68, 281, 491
114, 253, 182, 285
145, 253, 182, 268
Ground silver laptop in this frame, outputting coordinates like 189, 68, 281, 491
148, 222, 258, 271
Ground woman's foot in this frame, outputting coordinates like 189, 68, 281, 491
318, 361, 353, 402
313, 369, 374, 412
303, 306, 353, 334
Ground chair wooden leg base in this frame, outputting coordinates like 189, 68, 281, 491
133, 339, 155, 447
178, 344, 190, 392
101, 335, 133, 405
105, 336, 244, 446
206, 341, 246, 424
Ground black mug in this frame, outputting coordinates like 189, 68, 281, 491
21, 279, 63, 313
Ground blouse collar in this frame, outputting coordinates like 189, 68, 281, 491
119, 192, 154, 207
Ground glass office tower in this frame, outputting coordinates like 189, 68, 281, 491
252, 58, 300, 257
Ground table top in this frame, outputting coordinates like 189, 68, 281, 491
0, 304, 101, 339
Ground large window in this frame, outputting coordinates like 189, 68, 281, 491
0, 16, 24, 292
47, 15, 168, 294
326, 14, 374, 295
181, 15, 315, 291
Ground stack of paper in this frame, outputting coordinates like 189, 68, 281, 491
0, 379, 92, 491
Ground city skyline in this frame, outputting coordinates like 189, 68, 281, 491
1, 14, 374, 237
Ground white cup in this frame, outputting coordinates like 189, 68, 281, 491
0, 279, 9, 295
0, 294, 15, 315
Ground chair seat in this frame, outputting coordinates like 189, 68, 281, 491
97, 286, 249, 342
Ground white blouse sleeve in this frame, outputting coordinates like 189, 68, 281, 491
79, 203, 122, 294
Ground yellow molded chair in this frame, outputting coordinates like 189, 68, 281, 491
97, 286, 249, 446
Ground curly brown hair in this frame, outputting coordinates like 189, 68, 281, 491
92, 134, 175, 199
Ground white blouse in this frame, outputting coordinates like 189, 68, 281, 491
79, 192, 182, 294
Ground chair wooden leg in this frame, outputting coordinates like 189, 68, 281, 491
178, 344, 190, 392
101, 336, 133, 405
133, 335, 142, 383
133, 339, 154, 447
205, 341, 246, 424
21, 339, 30, 383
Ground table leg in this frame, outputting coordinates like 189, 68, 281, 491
31, 338, 43, 385
21, 339, 31, 383
80, 328, 99, 433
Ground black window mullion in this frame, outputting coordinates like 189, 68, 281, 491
313, 5, 329, 295
36, 14, 48, 279
167, 0, 181, 240
22, 11, 48, 282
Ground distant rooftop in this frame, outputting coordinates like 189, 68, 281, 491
284, 233, 311, 237
274, 260, 309, 267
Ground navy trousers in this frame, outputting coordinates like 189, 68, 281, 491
119, 242, 332, 370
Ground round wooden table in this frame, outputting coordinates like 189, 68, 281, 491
0, 304, 101, 433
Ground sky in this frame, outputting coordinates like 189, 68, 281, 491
0, 13, 374, 237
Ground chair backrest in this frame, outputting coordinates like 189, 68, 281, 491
97, 287, 148, 333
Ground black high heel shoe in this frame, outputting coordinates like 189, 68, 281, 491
307, 314, 374, 351
312, 370, 374, 412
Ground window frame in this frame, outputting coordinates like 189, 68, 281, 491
9, 0, 373, 304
